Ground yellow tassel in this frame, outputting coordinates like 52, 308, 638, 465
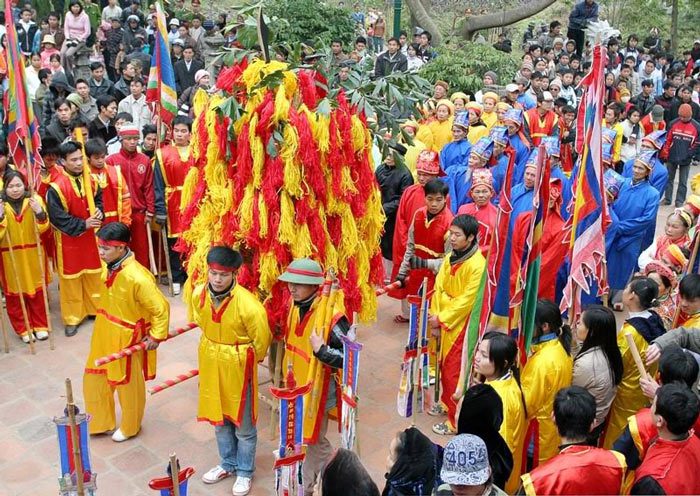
338, 205, 358, 264
273, 84, 291, 123
193, 88, 210, 118
281, 126, 303, 198
179, 167, 199, 213
278, 192, 296, 245
249, 114, 264, 189
291, 223, 313, 259
238, 185, 255, 235
350, 116, 366, 152
258, 193, 268, 238
258, 251, 281, 294
340, 166, 358, 195
359, 282, 378, 323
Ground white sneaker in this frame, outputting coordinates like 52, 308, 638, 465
202, 465, 232, 484
111, 428, 132, 442
172, 283, 181, 296
35, 331, 49, 341
232, 476, 252, 496
21, 333, 32, 343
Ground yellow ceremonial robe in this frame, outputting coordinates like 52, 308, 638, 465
428, 118, 454, 152
521, 338, 573, 466
489, 375, 527, 494
681, 312, 700, 328
468, 125, 489, 146
416, 125, 434, 152
283, 293, 346, 444
83, 254, 169, 436
482, 111, 498, 130
0, 196, 49, 296
404, 138, 427, 181
192, 283, 271, 426
602, 323, 657, 448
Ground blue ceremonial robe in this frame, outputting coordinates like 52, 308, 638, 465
441, 139, 472, 213
621, 157, 669, 251
490, 153, 508, 201
605, 178, 660, 291
509, 134, 531, 185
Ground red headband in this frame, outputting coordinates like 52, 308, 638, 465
286, 267, 324, 277
98, 240, 128, 247
208, 263, 237, 273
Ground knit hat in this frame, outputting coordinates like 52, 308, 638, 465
620, 88, 631, 97
206, 246, 243, 272
450, 92, 469, 104
65, 93, 82, 108
453, 111, 470, 130
642, 130, 667, 150
651, 105, 665, 123
483, 71, 499, 85
636, 149, 657, 169
470, 168, 494, 194
172, 38, 185, 47
604, 168, 623, 200
482, 91, 499, 104
440, 434, 491, 486
415, 150, 445, 176
118, 123, 140, 137
549, 78, 562, 89
471, 137, 494, 161
278, 258, 325, 285
679, 103, 693, 119
521, 60, 534, 72
503, 108, 523, 126
542, 136, 560, 158
489, 126, 508, 145
194, 69, 210, 83
495, 102, 512, 112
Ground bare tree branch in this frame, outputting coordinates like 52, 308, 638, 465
460, 0, 557, 40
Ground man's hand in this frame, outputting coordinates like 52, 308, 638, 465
28, 197, 43, 215
142, 335, 160, 350
85, 212, 102, 230
145, 212, 154, 223
155, 215, 167, 226
310, 331, 324, 353
645, 343, 661, 365
94, 209, 104, 220
640, 375, 659, 400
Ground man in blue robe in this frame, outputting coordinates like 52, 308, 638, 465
488, 126, 510, 199
453, 137, 495, 210
440, 111, 472, 214
542, 136, 575, 220
606, 150, 661, 293
503, 108, 532, 185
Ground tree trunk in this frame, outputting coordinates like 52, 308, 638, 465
404, 0, 442, 46
670, 0, 679, 54
461, 0, 557, 40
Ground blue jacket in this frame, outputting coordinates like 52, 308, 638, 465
568, 1, 599, 30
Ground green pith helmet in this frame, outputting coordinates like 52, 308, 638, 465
278, 258, 325, 285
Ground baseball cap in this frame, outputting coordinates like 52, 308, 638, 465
440, 434, 491, 486
172, 38, 185, 47
170, 18, 180, 26
505, 83, 519, 93
651, 105, 664, 122
127, 14, 139, 22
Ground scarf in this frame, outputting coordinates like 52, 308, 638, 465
383, 427, 437, 496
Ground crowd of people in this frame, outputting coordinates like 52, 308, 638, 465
3, 0, 700, 495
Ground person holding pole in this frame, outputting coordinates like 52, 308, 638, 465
83, 222, 169, 442
106, 123, 154, 268
277, 258, 350, 496
193, 246, 271, 496
0, 170, 50, 343
154, 115, 195, 296
46, 141, 104, 337
86, 138, 132, 226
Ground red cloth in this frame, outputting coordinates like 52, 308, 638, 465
106, 149, 154, 215
525, 109, 559, 146
634, 434, 700, 495
156, 145, 193, 236
129, 211, 150, 268
457, 202, 497, 255
522, 445, 625, 495
51, 173, 101, 276
538, 208, 567, 300
390, 184, 426, 298
639, 114, 667, 137
90, 164, 129, 225
6, 290, 47, 335
630, 407, 700, 461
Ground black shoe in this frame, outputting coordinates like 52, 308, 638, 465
65, 325, 79, 337
661, 199, 672, 206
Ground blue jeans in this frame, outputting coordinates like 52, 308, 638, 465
214, 385, 257, 477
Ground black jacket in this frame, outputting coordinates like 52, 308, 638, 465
630, 93, 655, 116
375, 162, 414, 260
374, 50, 408, 77
173, 58, 204, 95
16, 21, 38, 55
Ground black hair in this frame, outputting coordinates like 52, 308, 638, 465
54, 97, 71, 111
535, 299, 572, 354
68, 0, 83, 13
421, 31, 432, 41
659, 345, 699, 388
115, 112, 134, 123
96, 94, 116, 112
627, 276, 659, 309
2, 169, 28, 200
408, 42, 421, 53
626, 106, 641, 118
90, 61, 105, 71
451, 214, 479, 252
562, 105, 576, 115
399, 30, 407, 37
20, 7, 32, 14
59, 140, 84, 158
549, 20, 561, 29
67, 118, 87, 131
481, 331, 527, 416
206, 246, 243, 270
321, 448, 380, 496
423, 178, 449, 197
74, 78, 89, 87
96, 221, 131, 244
85, 138, 108, 158
655, 383, 700, 435
330, 38, 343, 45
578, 305, 624, 385
173, 115, 193, 131
553, 386, 597, 440
679, 274, 700, 300
355, 36, 367, 45
130, 78, 144, 87
387, 37, 400, 44
41, 135, 60, 157
142, 124, 157, 136
38, 68, 51, 83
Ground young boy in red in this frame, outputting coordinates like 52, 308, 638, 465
85, 138, 131, 227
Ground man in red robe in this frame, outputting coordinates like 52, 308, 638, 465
524, 91, 559, 147
458, 168, 497, 255
389, 150, 445, 322
520, 386, 626, 495
538, 179, 568, 301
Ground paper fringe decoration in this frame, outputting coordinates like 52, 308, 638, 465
178, 59, 385, 333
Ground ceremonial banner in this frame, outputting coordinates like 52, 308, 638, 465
146, 0, 177, 125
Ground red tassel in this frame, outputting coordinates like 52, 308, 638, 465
297, 70, 318, 109
265, 282, 291, 340
307, 207, 327, 260
234, 123, 253, 204
326, 214, 342, 246
290, 110, 326, 203
339, 257, 361, 317
369, 250, 385, 286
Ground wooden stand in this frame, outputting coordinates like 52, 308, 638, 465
65, 378, 85, 496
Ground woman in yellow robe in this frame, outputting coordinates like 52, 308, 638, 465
429, 214, 486, 435
481, 92, 500, 130
0, 170, 50, 342
521, 299, 573, 467
602, 277, 665, 448
401, 120, 428, 181
474, 331, 528, 494
427, 99, 455, 152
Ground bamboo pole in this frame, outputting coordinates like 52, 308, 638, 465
625, 332, 651, 381
4, 229, 35, 354
169, 453, 180, 496
146, 221, 158, 275
0, 296, 9, 353
65, 378, 85, 496
160, 227, 174, 296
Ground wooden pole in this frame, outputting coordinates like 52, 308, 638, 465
65, 378, 85, 496
4, 229, 35, 354
146, 221, 158, 275
169, 453, 180, 496
160, 227, 174, 296
0, 296, 10, 353
625, 332, 651, 381
73, 128, 96, 215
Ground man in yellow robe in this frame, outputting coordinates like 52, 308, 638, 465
83, 222, 169, 442
193, 246, 271, 496
278, 258, 349, 496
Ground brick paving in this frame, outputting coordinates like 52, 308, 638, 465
0, 205, 672, 495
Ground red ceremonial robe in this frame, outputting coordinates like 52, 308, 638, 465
538, 207, 567, 301
457, 201, 497, 255
634, 435, 700, 495
390, 184, 426, 295
628, 407, 700, 461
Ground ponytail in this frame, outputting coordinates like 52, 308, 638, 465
535, 299, 572, 355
